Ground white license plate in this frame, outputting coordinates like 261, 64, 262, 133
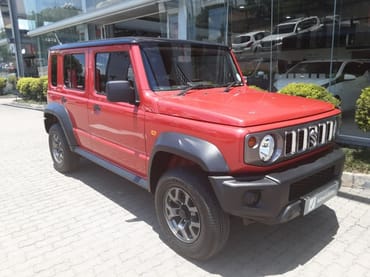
302, 181, 339, 215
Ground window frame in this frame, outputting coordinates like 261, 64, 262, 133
63, 52, 86, 91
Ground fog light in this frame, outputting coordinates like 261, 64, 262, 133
243, 191, 261, 207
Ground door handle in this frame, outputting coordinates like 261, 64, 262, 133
93, 104, 101, 112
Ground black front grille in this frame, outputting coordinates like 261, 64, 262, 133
289, 166, 335, 201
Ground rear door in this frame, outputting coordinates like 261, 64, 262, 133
87, 46, 146, 177
48, 50, 89, 147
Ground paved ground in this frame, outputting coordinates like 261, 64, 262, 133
1, 98, 370, 277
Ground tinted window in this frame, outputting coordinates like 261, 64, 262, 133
51, 55, 57, 86
141, 43, 240, 91
273, 23, 296, 34
343, 62, 367, 77
289, 62, 342, 76
95, 51, 133, 95
63, 54, 85, 90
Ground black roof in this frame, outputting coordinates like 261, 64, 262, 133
49, 37, 229, 51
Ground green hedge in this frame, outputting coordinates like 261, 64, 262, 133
278, 83, 340, 107
248, 85, 267, 92
17, 77, 47, 101
355, 87, 370, 132
0, 77, 7, 95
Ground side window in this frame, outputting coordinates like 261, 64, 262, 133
63, 53, 85, 90
343, 62, 365, 77
95, 51, 134, 95
51, 55, 57, 86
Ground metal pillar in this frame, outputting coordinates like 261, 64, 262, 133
8, 0, 24, 77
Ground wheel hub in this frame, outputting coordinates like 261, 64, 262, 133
164, 187, 201, 243
179, 205, 190, 220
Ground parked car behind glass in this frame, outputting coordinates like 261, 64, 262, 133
260, 16, 321, 51
232, 31, 270, 53
274, 60, 370, 112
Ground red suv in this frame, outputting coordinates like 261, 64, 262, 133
44, 37, 344, 260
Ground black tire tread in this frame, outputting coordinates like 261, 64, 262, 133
48, 124, 79, 173
155, 167, 230, 260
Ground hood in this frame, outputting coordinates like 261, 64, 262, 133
156, 88, 335, 127
274, 78, 330, 91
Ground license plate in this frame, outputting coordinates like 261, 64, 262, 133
302, 181, 339, 215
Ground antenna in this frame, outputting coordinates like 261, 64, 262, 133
54, 32, 62, 45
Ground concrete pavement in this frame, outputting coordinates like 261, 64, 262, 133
1, 98, 370, 277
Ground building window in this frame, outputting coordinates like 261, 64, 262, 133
63, 54, 85, 90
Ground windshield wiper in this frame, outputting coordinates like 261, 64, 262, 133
224, 80, 243, 92
177, 82, 216, 96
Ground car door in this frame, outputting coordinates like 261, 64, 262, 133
329, 61, 369, 112
48, 51, 90, 147
87, 47, 146, 177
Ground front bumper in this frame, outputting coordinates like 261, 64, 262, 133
209, 148, 344, 224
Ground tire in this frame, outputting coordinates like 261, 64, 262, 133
155, 167, 230, 260
48, 124, 79, 173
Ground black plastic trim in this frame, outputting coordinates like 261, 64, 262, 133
208, 148, 345, 224
150, 132, 229, 174
74, 147, 149, 190
44, 102, 77, 149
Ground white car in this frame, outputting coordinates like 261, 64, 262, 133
232, 31, 270, 53
259, 16, 321, 51
274, 60, 370, 112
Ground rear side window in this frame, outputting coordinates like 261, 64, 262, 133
51, 55, 57, 86
64, 54, 85, 90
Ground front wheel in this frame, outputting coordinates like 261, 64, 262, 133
155, 168, 230, 260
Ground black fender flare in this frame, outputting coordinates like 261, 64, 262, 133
44, 102, 77, 149
149, 132, 229, 182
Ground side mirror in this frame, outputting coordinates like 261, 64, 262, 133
106, 80, 137, 105
343, 74, 356, 81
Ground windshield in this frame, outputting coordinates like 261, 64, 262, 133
141, 42, 241, 91
288, 62, 342, 76
272, 23, 296, 34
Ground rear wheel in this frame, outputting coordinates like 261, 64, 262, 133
48, 124, 79, 173
155, 168, 230, 260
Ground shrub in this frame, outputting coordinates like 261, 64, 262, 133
279, 83, 340, 107
0, 77, 6, 95
17, 77, 33, 98
40, 76, 48, 99
17, 77, 47, 101
248, 85, 267, 92
355, 87, 370, 132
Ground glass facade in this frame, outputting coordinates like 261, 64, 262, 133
3, 0, 370, 144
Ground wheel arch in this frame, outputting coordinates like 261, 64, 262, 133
44, 102, 77, 150
148, 132, 229, 193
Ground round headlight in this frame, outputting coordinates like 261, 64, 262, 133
259, 135, 275, 162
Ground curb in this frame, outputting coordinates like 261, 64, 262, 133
341, 171, 370, 190
1, 99, 45, 111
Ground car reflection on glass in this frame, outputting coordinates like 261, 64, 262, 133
259, 16, 321, 51
232, 31, 270, 54
274, 60, 370, 112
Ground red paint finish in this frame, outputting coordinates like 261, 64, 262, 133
47, 38, 341, 178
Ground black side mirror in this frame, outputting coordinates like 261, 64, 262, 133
106, 80, 137, 105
